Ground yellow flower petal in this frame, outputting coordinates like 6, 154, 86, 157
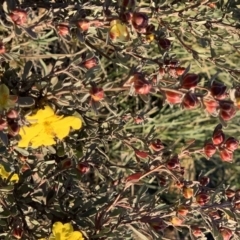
52, 222, 64, 236
18, 124, 44, 148
109, 20, 129, 42
52, 116, 82, 140
30, 133, 56, 148
69, 231, 84, 240
26, 106, 55, 123
0, 165, 19, 183
62, 223, 73, 235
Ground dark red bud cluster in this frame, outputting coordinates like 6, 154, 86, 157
182, 92, 199, 110
149, 139, 164, 151
204, 124, 238, 161
9, 9, 27, 25
211, 81, 227, 100
131, 12, 149, 33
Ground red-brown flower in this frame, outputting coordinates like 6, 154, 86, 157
182, 92, 199, 109
212, 129, 225, 145
204, 142, 216, 158
211, 81, 227, 100
224, 137, 239, 151
219, 101, 236, 121
149, 139, 164, 151
131, 12, 148, 33
57, 24, 69, 36
164, 89, 183, 104
83, 57, 98, 69
158, 38, 171, 50
77, 19, 90, 31
134, 76, 151, 95
219, 228, 233, 240
199, 176, 210, 186
77, 162, 90, 174
181, 73, 199, 89
203, 98, 219, 116
196, 192, 210, 206
90, 87, 104, 102
0, 42, 5, 54
135, 150, 148, 159
9, 9, 27, 25
219, 148, 233, 162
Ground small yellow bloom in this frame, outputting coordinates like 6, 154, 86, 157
109, 19, 129, 42
49, 222, 84, 240
0, 164, 19, 182
0, 84, 18, 110
146, 33, 155, 42
18, 106, 82, 148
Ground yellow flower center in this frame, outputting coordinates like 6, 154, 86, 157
44, 121, 54, 135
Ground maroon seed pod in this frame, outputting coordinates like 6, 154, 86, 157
182, 92, 199, 109
219, 148, 233, 162
134, 77, 152, 95
77, 162, 90, 174
135, 150, 148, 159
210, 80, 227, 100
199, 176, 210, 186
196, 192, 210, 206
225, 189, 235, 199
212, 129, 225, 145
225, 137, 239, 151
149, 139, 164, 151
131, 12, 148, 33
89, 87, 104, 102
126, 172, 142, 182
83, 57, 98, 69
57, 24, 69, 36
158, 38, 171, 50
181, 73, 199, 89
204, 143, 216, 158
164, 89, 183, 104
9, 9, 27, 25
167, 156, 180, 170
219, 227, 233, 240
203, 98, 219, 115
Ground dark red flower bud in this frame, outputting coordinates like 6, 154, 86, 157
219, 148, 233, 162
219, 101, 236, 121
77, 162, 90, 174
225, 189, 235, 199
182, 92, 199, 109
164, 89, 183, 104
0, 42, 5, 54
199, 176, 210, 186
225, 137, 239, 151
149, 139, 164, 151
8, 122, 20, 137
134, 77, 152, 95
7, 109, 18, 119
211, 81, 227, 100
203, 98, 219, 115
177, 205, 189, 216
135, 150, 148, 158
9, 9, 27, 25
126, 172, 142, 182
219, 228, 233, 240
83, 57, 98, 69
12, 227, 23, 239
181, 73, 199, 89
196, 192, 210, 206
212, 129, 225, 145
77, 19, 90, 31
191, 226, 202, 237
57, 24, 69, 36
204, 142, 216, 158
167, 156, 180, 170
158, 38, 171, 50
61, 158, 72, 169
90, 87, 104, 102
131, 12, 148, 33
175, 67, 186, 76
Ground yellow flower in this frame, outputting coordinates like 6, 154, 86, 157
0, 84, 18, 110
49, 222, 84, 240
0, 164, 19, 182
109, 19, 129, 42
18, 106, 82, 148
